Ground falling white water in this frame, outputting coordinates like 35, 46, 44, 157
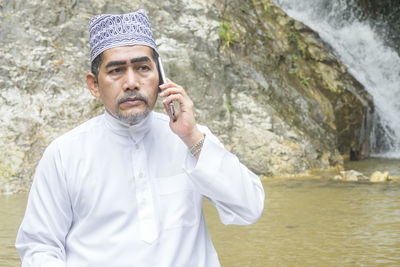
272, 0, 400, 158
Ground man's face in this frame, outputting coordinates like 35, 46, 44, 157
89, 45, 159, 125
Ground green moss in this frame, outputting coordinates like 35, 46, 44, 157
224, 99, 233, 113
288, 31, 298, 46
291, 54, 298, 68
288, 31, 306, 58
219, 21, 238, 51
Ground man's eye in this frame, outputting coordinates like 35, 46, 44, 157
138, 65, 150, 71
110, 68, 123, 74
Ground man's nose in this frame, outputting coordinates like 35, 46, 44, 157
124, 68, 140, 91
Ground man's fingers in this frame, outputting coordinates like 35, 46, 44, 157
159, 86, 185, 97
162, 93, 183, 106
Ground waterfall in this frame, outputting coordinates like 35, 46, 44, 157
272, 0, 400, 158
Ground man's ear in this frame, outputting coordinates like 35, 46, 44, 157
86, 72, 100, 98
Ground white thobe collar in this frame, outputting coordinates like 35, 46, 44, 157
104, 110, 153, 143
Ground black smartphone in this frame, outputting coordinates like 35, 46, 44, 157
158, 57, 176, 122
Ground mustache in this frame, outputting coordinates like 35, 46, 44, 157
117, 92, 149, 106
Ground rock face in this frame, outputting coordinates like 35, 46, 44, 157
0, 0, 373, 193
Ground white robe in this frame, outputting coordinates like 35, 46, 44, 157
16, 111, 265, 267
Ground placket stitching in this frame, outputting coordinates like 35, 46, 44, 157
132, 139, 158, 243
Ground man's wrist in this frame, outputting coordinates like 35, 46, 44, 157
190, 135, 205, 156
182, 128, 204, 150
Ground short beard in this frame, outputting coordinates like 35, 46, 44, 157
115, 92, 151, 125
116, 109, 150, 125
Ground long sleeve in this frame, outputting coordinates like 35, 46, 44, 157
16, 141, 71, 267
15, 113, 264, 266
184, 129, 265, 225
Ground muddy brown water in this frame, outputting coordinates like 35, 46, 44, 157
1, 158, 399, 266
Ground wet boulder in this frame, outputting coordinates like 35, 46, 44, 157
370, 171, 391, 182
333, 170, 369, 182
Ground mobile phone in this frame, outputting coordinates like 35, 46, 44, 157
158, 57, 176, 122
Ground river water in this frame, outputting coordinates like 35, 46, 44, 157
1, 158, 400, 266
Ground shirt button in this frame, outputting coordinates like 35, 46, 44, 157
135, 144, 139, 150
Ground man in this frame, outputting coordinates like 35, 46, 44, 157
16, 9, 264, 267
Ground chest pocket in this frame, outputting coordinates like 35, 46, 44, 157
154, 173, 199, 229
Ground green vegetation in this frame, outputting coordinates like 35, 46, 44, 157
288, 31, 306, 58
332, 87, 343, 94
219, 22, 238, 51
225, 99, 233, 113
289, 67, 311, 87
251, 0, 272, 13
300, 75, 311, 87
291, 54, 298, 68
262, 0, 272, 13
289, 37, 310, 87
288, 31, 298, 46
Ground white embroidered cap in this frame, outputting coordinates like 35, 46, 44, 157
89, 9, 158, 62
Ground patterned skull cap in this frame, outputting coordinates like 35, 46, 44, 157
89, 9, 158, 62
